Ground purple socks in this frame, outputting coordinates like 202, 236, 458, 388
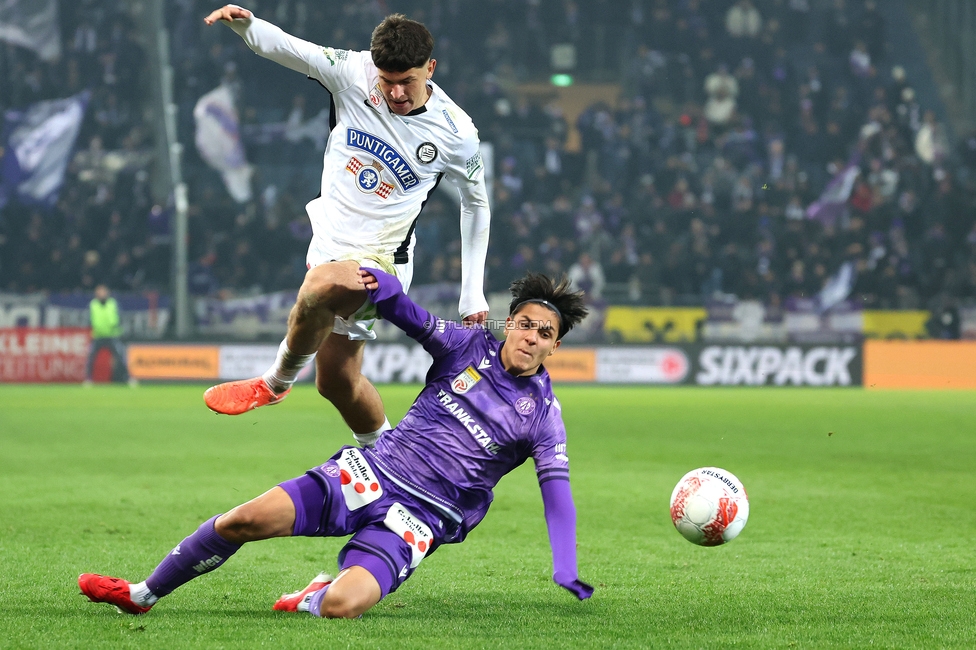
308, 585, 331, 617
145, 515, 242, 597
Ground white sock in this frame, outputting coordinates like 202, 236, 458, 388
353, 417, 391, 448
129, 581, 159, 607
296, 590, 317, 613
262, 339, 315, 393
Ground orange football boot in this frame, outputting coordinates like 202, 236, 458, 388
78, 573, 152, 615
204, 377, 290, 415
272, 572, 333, 613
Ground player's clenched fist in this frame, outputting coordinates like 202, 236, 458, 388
203, 5, 252, 26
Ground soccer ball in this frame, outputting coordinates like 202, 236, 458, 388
669, 467, 749, 546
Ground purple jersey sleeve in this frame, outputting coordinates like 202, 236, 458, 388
531, 406, 570, 486
541, 480, 593, 600
363, 267, 472, 358
535, 404, 592, 600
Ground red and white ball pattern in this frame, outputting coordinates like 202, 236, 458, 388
669, 467, 749, 546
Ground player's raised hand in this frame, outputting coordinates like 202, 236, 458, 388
358, 268, 379, 290
462, 311, 488, 326
358, 267, 404, 302
203, 5, 252, 26
553, 571, 594, 600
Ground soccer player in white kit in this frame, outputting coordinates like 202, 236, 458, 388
201, 6, 490, 446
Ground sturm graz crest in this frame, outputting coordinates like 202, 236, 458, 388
417, 142, 438, 164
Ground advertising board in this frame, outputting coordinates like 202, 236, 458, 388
694, 344, 862, 386
127, 345, 220, 380
0, 327, 89, 382
864, 341, 976, 389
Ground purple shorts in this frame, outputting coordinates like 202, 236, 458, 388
279, 446, 445, 599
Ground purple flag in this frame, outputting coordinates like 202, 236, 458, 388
0, 91, 89, 210
805, 163, 860, 226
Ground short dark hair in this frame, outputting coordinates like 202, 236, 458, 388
508, 273, 588, 340
370, 14, 434, 72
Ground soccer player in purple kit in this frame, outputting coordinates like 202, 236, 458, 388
79, 267, 593, 618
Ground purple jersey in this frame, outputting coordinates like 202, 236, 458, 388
362, 274, 570, 541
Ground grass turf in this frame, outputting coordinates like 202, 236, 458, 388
0, 384, 974, 648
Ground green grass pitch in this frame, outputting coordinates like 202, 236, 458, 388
1, 384, 975, 648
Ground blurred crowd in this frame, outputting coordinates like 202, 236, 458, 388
3, 0, 976, 316
0, 1, 163, 294
476, 0, 976, 311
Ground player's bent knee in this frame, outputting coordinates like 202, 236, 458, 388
301, 263, 360, 301
299, 263, 366, 317
214, 502, 291, 544
214, 508, 257, 543
318, 595, 367, 619
318, 588, 375, 619
296, 274, 337, 317
318, 566, 382, 618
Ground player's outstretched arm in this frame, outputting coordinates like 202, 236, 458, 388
359, 268, 469, 358
203, 4, 346, 86
458, 182, 490, 326
540, 479, 594, 600
446, 143, 490, 325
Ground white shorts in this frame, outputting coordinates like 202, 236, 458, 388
306, 241, 414, 342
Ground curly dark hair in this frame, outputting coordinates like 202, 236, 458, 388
508, 273, 588, 340
370, 14, 434, 72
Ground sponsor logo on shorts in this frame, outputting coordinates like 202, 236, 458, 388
383, 503, 434, 569
336, 448, 383, 510
346, 128, 420, 191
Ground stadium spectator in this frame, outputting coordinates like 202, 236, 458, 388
725, 0, 763, 39
914, 110, 950, 165
84, 284, 133, 386
567, 252, 606, 302
703, 64, 739, 126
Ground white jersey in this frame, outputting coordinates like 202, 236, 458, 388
228, 15, 490, 317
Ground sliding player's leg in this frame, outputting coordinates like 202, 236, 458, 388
79, 487, 295, 614
273, 566, 380, 618
273, 449, 439, 619
203, 261, 367, 415
310, 566, 382, 618
281, 524, 424, 619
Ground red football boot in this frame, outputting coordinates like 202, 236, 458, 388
204, 377, 290, 415
78, 573, 152, 615
272, 572, 333, 613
